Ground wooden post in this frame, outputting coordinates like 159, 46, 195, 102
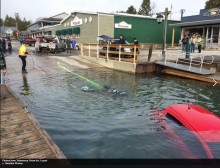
89, 44, 91, 57
172, 28, 175, 48
107, 44, 109, 60
97, 44, 99, 58
81, 44, 83, 56
148, 44, 153, 62
133, 45, 137, 64
119, 45, 121, 62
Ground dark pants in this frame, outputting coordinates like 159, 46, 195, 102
19, 56, 27, 71
198, 45, 202, 53
66, 47, 71, 53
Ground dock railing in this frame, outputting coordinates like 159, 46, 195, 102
176, 54, 214, 73
159, 50, 215, 73
81, 43, 140, 64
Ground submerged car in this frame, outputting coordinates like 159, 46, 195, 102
153, 104, 220, 159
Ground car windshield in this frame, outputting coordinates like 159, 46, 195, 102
114, 39, 129, 44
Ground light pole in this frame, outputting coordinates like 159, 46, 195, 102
15, 12, 19, 38
156, 8, 171, 58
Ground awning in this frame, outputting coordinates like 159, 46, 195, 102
56, 30, 61, 36
72, 27, 80, 34
169, 19, 220, 28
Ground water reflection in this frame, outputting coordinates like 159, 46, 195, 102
20, 74, 30, 96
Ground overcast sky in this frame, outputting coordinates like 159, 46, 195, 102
1, 0, 207, 21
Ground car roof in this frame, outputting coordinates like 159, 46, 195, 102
163, 104, 220, 142
113, 39, 129, 44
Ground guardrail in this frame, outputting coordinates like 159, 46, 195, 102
81, 43, 140, 64
159, 50, 215, 73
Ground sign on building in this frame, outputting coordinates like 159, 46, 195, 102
115, 21, 132, 29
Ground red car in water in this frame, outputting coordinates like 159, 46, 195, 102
154, 104, 220, 159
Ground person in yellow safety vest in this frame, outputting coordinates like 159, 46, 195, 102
197, 35, 203, 53
19, 43, 28, 73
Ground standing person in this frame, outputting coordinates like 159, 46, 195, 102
0, 39, 2, 51
19, 36, 23, 45
0, 49, 7, 99
190, 34, 196, 53
118, 35, 126, 58
71, 38, 76, 51
133, 38, 139, 54
118, 35, 126, 45
7, 40, 12, 53
65, 37, 72, 53
19, 43, 28, 73
181, 35, 187, 52
2, 38, 6, 53
197, 35, 203, 53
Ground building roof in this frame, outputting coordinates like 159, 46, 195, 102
60, 11, 179, 24
49, 12, 69, 19
0, 26, 17, 32
28, 12, 69, 27
170, 18, 220, 27
169, 7, 220, 28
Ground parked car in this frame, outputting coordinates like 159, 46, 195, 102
97, 36, 133, 57
22, 37, 36, 46
35, 36, 66, 53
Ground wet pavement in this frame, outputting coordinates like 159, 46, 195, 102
4, 41, 103, 81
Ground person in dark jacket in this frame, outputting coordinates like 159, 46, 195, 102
118, 35, 126, 45
118, 35, 126, 58
133, 38, 139, 54
7, 40, 12, 53
66, 37, 72, 53
0, 48, 7, 99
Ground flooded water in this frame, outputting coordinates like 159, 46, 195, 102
6, 59, 220, 159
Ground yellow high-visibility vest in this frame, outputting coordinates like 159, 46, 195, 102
19, 44, 27, 56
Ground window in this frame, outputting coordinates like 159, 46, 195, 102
166, 113, 184, 127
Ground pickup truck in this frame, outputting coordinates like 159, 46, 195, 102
35, 36, 66, 53
23, 37, 36, 46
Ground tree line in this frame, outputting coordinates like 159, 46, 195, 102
124, 0, 220, 15
0, 14, 31, 32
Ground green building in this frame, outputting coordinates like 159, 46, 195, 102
41, 11, 181, 46
114, 13, 180, 44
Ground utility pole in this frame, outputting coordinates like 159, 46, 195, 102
180, 9, 185, 19
15, 12, 19, 38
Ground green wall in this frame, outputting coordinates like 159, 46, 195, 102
114, 16, 180, 44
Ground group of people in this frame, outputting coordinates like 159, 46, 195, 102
181, 34, 203, 53
65, 37, 77, 53
0, 37, 12, 53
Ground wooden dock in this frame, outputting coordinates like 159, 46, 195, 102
162, 69, 220, 86
0, 85, 66, 159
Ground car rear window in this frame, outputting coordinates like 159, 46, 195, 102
207, 142, 220, 158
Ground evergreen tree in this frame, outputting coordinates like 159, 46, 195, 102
205, 0, 220, 8
0, 18, 3, 26
126, 5, 137, 14
2, 14, 32, 31
4, 15, 16, 27
138, 0, 152, 16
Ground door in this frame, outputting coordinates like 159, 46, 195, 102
206, 26, 219, 49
